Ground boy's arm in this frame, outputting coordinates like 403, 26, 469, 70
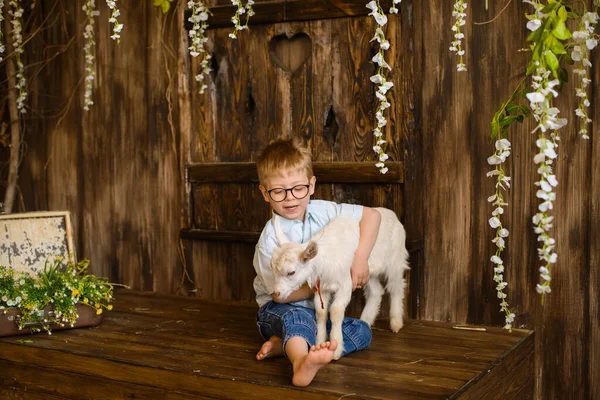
272, 283, 313, 303
351, 207, 381, 290
255, 230, 314, 304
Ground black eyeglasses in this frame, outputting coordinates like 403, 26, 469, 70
266, 184, 310, 202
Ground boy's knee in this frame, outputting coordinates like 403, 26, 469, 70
350, 319, 372, 349
358, 320, 373, 343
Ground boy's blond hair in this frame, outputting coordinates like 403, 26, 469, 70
257, 138, 313, 186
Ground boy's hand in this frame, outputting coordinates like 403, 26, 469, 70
351, 256, 370, 291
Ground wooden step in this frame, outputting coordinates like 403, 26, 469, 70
0, 291, 534, 399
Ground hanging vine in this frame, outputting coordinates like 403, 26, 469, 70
480, 0, 600, 317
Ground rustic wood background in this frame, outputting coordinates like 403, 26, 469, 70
0, 1, 597, 399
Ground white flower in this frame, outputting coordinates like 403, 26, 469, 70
372, 53, 391, 70
378, 82, 394, 94
526, 19, 542, 31
366, 1, 387, 25
487, 155, 503, 165
536, 284, 551, 294
526, 92, 545, 103
370, 74, 383, 84
489, 217, 501, 228
495, 139, 511, 151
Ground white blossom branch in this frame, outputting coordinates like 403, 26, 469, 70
105, 0, 123, 42
229, 0, 254, 40
187, 1, 211, 94
82, 0, 100, 111
450, 0, 467, 72
367, 0, 393, 174
487, 138, 515, 331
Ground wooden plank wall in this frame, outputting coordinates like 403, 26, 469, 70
16, 1, 184, 294
0, 1, 597, 399
415, 1, 598, 399
181, 0, 410, 309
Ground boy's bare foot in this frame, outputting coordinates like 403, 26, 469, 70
292, 340, 338, 387
256, 336, 283, 360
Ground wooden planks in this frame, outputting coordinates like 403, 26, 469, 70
589, 34, 600, 400
413, 1, 598, 399
195, 0, 395, 28
183, 12, 408, 309
0, 292, 534, 400
188, 162, 405, 183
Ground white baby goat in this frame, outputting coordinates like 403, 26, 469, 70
270, 207, 409, 359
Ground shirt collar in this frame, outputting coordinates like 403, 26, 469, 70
272, 201, 315, 231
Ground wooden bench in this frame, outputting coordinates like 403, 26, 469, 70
0, 291, 534, 399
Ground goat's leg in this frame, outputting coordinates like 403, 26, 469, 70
360, 277, 384, 326
386, 265, 407, 332
314, 291, 331, 345
329, 288, 352, 360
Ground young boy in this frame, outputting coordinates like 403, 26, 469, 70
253, 138, 382, 387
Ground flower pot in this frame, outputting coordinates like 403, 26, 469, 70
0, 304, 103, 337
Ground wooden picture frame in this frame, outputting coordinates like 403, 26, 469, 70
0, 211, 76, 275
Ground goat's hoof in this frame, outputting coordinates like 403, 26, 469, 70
333, 346, 343, 360
390, 317, 403, 332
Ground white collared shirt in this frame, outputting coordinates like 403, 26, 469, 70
253, 199, 363, 308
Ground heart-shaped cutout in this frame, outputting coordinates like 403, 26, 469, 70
269, 33, 312, 74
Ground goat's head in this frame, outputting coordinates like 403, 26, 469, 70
271, 241, 319, 300
270, 214, 319, 299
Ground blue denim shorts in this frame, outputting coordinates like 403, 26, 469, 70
256, 301, 372, 359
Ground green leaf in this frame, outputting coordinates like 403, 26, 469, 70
519, 106, 531, 118
499, 115, 519, 127
564, 53, 574, 65
546, 35, 567, 55
557, 5, 568, 21
526, 61, 537, 76
541, 2, 559, 14
527, 28, 542, 43
552, 19, 572, 40
545, 51, 560, 75
153, 0, 172, 14
505, 103, 518, 114
491, 113, 500, 139
557, 67, 568, 86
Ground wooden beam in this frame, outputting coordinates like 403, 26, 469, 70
187, 161, 404, 184
181, 228, 423, 252
180, 228, 260, 244
184, 0, 395, 29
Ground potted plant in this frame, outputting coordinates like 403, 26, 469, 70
0, 257, 117, 336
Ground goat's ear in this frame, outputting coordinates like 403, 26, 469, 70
301, 241, 318, 263
273, 213, 289, 245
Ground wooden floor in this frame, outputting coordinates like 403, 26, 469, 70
0, 291, 534, 400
